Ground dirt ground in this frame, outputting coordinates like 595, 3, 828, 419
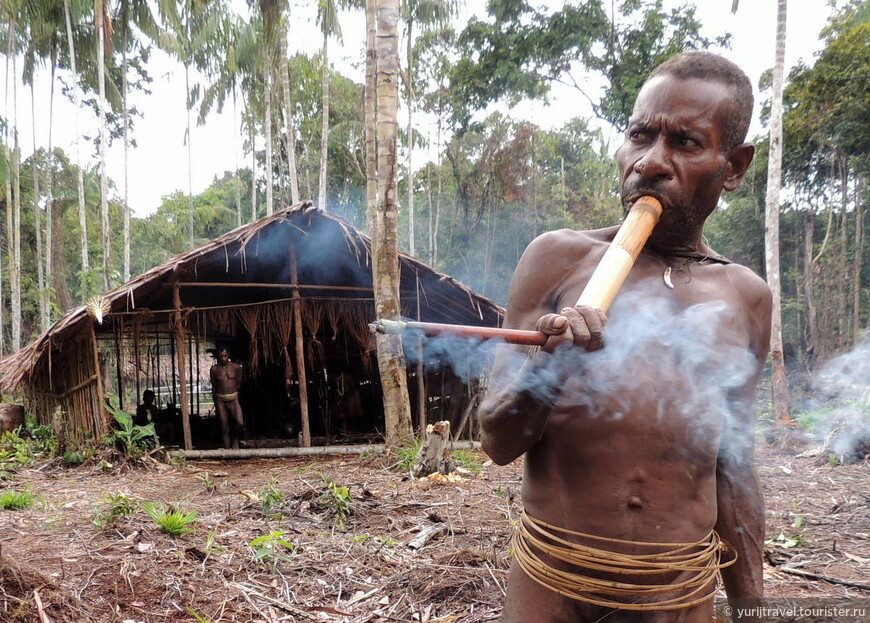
0, 436, 868, 623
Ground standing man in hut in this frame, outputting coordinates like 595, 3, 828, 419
480, 51, 771, 621
211, 346, 246, 449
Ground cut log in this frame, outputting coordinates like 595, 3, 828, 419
411, 420, 453, 478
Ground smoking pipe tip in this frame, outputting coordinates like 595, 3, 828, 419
369, 319, 406, 334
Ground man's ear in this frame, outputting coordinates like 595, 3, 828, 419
723, 142, 755, 192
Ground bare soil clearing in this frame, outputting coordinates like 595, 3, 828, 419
0, 442, 867, 623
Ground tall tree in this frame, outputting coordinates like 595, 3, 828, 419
63, 0, 91, 290
367, 0, 414, 447
95, 0, 111, 290
762, 0, 791, 424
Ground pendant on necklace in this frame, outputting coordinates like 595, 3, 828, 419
663, 266, 675, 289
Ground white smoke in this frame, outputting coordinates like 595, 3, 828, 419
806, 335, 870, 461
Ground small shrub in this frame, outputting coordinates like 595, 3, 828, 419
93, 491, 139, 530
0, 486, 35, 510
198, 472, 216, 492
249, 530, 295, 571
143, 502, 197, 537
106, 403, 156, 458
320, 476, 352, 530
258, 476, 285, 518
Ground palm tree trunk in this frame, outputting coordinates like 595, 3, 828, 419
406, 18, 414, 256
278, 22, 300, 204
185, 65, 195, 246
233, 84, 242, 227
97, 0, 111, 291
365, 0, 377, 226
64, 0, 89, 279
764, 0, 790, 424
123, 44, 131, 282
264, 62, 273, 215
30, 84, 45, 331
318, 29, 329, 211
45, 52, 57, 330
371, 0, 413, 447
10, 55, 21, 352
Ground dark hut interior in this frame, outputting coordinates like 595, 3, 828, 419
0, 203, 504, 452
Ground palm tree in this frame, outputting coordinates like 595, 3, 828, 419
116, 0, 158, 282
63, 0, 90, 288
95, 0, 111, 290
401, 0, 459, 256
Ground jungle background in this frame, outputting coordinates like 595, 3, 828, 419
0, 0, 869, 419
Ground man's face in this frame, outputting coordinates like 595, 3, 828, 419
616, 75, 738, 237
217, 350, 229, 365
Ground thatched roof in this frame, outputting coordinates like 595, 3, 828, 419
0, 202, 504, 393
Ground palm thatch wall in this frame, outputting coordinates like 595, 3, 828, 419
0, 203, 504, 450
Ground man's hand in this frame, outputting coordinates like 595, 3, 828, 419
536, 305, 607, 353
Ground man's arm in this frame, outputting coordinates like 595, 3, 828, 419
479, 230, 604, 465
715, 273, 772, 609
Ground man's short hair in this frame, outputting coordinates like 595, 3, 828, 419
648, 51, 753, 150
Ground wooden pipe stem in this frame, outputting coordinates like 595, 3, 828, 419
575, 196, 662, 312
371, 319, 547, 346
371, 196, 663, 345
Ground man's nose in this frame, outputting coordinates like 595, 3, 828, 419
634, 139, 673, 181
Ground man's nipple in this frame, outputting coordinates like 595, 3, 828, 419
627, 495, 644, 509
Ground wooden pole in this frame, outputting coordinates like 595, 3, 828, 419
290, 248, 311, 447
88, 321, 108, 437
173, 283, 193, 450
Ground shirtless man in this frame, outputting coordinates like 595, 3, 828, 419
210, 347, 246, 449
480, 52, 771, 622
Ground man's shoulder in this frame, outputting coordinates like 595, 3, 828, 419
525, 226, 619, 256
721, 262, 771, 300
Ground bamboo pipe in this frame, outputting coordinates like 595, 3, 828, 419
370, 196, 663, 345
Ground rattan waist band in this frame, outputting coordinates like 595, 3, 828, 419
216, 392, 239, 402
512, 510, 735, 611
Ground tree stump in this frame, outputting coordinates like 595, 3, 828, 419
0, 404, 24, 434
411, 420, 453, 478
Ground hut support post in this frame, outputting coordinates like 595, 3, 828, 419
89, 322, 109, 435
290, 249, 311, 447
173, 284, 193, 450
415, 290, 425, 432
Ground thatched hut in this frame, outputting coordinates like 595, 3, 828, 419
0, 203, 504, 452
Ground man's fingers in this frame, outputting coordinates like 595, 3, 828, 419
536, 313, 568, 334
559, 305, 607, 351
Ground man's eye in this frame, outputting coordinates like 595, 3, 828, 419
678, 137, 699, 147
630, 130, 650, 141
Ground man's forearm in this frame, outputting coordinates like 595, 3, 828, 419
479, 356, 565, 465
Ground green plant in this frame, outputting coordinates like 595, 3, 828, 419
392, 440, 422, 473
143, 502, 197, 537
248, 530, 295, 571
320, 476, 352, 530
258, 476, 285, 518
452, 448, 482, 474
198, 472, 216, 492
187, 609, 215, 623
92, 492, 139, 530
106, 403, 156, 457
0, 486, 36, 510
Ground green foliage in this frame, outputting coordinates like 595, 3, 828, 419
248, 530, 295, 571
0, 486, 36, 510
320, 476, 352, 530
392, 440, 422, 473
106, 403, 156, 457
92, 491, 139, 530
258, 476, 285, 518
451, 449, 481, 474
143, 502, 197, 537
0, 418, 56, 476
